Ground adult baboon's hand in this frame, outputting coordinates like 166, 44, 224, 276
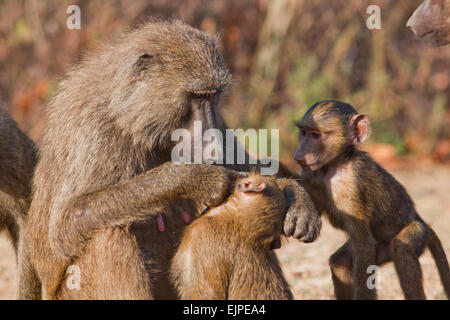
179, 164, 242, 208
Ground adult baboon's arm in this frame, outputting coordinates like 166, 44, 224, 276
48, 162, 236, 260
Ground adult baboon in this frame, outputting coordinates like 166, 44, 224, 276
407, 0, 450, 46
0, 108, 36, 251
0, 108, 38, 299
23, 20, 320, 299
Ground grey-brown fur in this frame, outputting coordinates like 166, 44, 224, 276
0, 108, 37, 299
23, 20, 320, 300
0, 108, 35, 252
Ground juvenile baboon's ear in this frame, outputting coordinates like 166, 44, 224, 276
236, 181, 266, 193
350, 114, 370, 145
131, 53, 153, 77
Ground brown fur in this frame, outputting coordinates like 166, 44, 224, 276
0, 108, 37, 299
171, 173, 294, 300
295, 100, 450, 300
23, 20, 320, 300
407, 0, 450, 46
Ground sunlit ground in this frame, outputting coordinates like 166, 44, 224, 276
0, 166, 449, 300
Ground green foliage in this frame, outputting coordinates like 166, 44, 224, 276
10, 18, 32, 44
371, 122, 406, 155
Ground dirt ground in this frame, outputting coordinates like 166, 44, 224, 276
0, 165, 449, 300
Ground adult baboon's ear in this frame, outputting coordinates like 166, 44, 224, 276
350, 114, 370, 145
131, 53, 153, 77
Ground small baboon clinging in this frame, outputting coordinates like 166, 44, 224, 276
294, 100, 450, 300
171, 173, 317, 300
0, 108, 36, 251
23, 20, 320, 300
407, 0, 450, 46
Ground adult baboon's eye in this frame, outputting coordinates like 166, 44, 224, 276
139, 53, 153, 59
312, 131, 321, 139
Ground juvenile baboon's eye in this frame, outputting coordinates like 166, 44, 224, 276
301, 129, 307, 136
312, 131, 321, 139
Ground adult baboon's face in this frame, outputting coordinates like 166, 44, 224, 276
118, 21, 232, 151
407, 0, 450, 46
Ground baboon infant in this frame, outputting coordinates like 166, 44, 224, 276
171, 173, 295, 300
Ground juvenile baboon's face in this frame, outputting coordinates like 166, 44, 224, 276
118, 21, 232, 148
294, 102, 348, 171
294, 101, 369, 171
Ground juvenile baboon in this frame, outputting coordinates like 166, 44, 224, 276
24, 20, 320, 300
407, 0, 450, 46
0, 108, 36, 251
294, 100, 450, 300
171, 173, 316, 300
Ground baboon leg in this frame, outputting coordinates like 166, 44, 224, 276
58, 228, 152, 300
329, 241, 353, 299
389, 221, 427, 300
2, 213, 19, 253
376, 244, 392, 266
16, 238, 41, 299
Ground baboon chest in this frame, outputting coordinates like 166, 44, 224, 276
308, 164, 354, 230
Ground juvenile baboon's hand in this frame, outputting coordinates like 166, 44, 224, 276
277, 179, 321, 243
283, 200, 321, 243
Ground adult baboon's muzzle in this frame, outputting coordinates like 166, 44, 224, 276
191, 96, 218, 131
406, 0, 446, 46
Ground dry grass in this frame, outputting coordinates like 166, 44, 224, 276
0, 166, 449, 300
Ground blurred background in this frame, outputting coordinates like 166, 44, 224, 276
0, 0, 449, 167
0, 0, 449, 299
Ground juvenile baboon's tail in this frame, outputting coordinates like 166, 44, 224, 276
426, 227, 450, 299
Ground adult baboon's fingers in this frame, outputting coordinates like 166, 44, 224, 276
236, 171, 250, 178
227, 170, 249, 182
